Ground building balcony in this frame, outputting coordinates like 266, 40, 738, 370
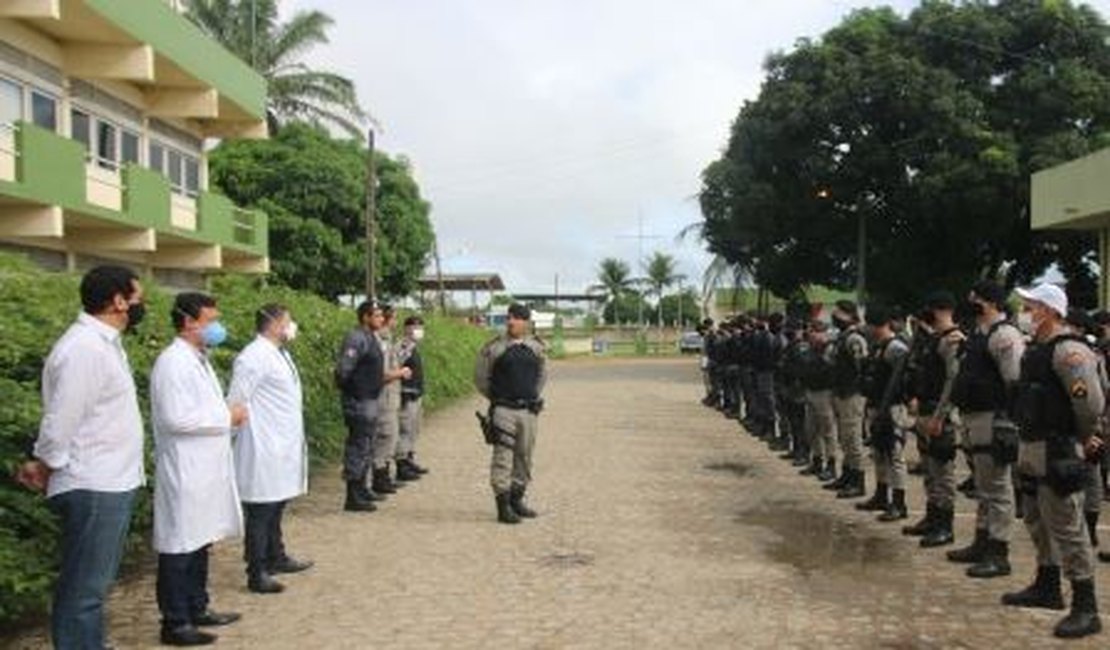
0, 121, 268, 272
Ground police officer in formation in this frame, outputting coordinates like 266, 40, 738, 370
700, 280, 1105, 639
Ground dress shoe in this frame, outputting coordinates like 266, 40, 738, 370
193, 610, 241, 627
270, 556, 314, 574
248, 573, 285, 594
160, 625, 216, 646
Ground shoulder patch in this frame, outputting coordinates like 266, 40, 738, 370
1070, 378, 1089, 399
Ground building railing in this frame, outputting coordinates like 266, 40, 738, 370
0, 122, 19, 183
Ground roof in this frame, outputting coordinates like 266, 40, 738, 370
417, 274, 505, 292
511, 293, 607, 303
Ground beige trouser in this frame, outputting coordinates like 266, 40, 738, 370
372, 404, 400, 469
396, 398, 423, 458
490, 406, 538, 495
964, 411, 1015, 542
805, 390, 837, 462
924, 456, 956, 509
1024, 482, 1095, 581
833, 394, 866, 470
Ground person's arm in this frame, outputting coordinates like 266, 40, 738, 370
474, 339, 498, 398
1055, 343, 1106, 451
533, 339, 548, 396
32, 345, 97, 472
933, 331, 965, 426
990, 324, 1025, 387
334, 331, 363, 389
151, 352, 231, 436
227, 349, 263, 410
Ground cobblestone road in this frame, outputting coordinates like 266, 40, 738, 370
5, 358, 1109, 648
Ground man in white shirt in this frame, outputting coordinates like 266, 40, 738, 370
150, 293, 247, 647
17, 265, 146, 650
229, 304, 312, 595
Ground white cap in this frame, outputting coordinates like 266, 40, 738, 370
1015, 283, 1068, 318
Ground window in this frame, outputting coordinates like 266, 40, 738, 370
0, 78, 22, 125
70, 109, 90, 153
149, 142, 164, 173
167, 149, 183, 190
121, 130, 139, 165
96, 120, 117, 170
184, 157, 199, 196
30, 91, 56, 131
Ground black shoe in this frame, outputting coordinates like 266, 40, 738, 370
902, 504, 934, 536
800, 458, 822, 476
496, 493, 520, 524
407, 453, 429, 474
957, 476, 977, 498
920, 507, 954, 548
395, 459, 422, 482
270, 557, 313, 574
823, 467, 850, 491
837, 469, 866, 499
792, 455, 809, 468
778, 450, 795, 460
247, 573, 285, 594
1054, 579, 1102, 639
855, 482, 889, 511
160, 625, 216, 646
1099, 550, 1110, 563
877, 490, 908, 522
344, 481, 377, 512
817, 460, 838, 484
509, 486, 537, 518
947, 528, 988, 564
193, 610, 241, 627
966, 540, 1011, 579
371, 468, 398, 495
1002, 565, 1066, 610
907, 462, 925, 476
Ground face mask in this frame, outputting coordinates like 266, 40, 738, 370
410, 327, 425, 342
201, 321, 228, 348
125, 301, 146, 333
282, 321, 299, 343
1017, 311, 1034, 335
970, 301, 986, 317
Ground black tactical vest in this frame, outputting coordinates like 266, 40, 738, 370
801, 343, 835, 390
490, 342, 542, 402
832, 330, 865, 396
906, 327, 958, 406
1013, 335, 1083, 441
862, 337, 900, 405
952, 321, 1009, 413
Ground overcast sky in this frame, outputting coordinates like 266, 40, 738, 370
285, 0, 1110, 297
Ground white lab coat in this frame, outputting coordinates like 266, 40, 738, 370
151, 338, 242, 554
229, 336, 307, 503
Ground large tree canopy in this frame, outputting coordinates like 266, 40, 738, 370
209, 123, 435, 299
700, 0, 1110, 307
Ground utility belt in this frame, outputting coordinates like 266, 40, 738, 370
1017, 436, 1090, 496
492, 398, 544, 415
401, 389, 423, 406
914, 406, 957, 462
966, 414, 1019, 465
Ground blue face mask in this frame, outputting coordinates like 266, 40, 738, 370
201, 321, 227, 348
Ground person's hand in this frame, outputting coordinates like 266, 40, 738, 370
1084, 436, 1105, 461
399, 367, 413, 380
16, 460, 50, 493
229, 404, 249, 428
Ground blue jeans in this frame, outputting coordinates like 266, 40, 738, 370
47, 489, 137, 650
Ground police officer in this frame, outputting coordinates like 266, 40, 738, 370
946, 281, 1025, 578
1002, 283, 1102, 639
474, 303, 547, 525
749, 315, 780, 442
903, 292, 963, 548
801, 321, 839, 482
778, 320, 810, 466
335, 300, 410, 512
827, 300, 868, 499
395, 315, 429, 480
371, 306, 406, 494
857, 305, 912, 521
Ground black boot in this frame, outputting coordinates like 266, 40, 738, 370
1053, 579, 1102, 639
817, 459, 838, 484
344, 480, 377, 512
878, 489, 908, 522
395, 458, 422, 482
1099, 550, 1110, 563
966, 539, 1011, 579
800, 456, 822, 476
903, 503, 934, 536
371, 467, 398, 495
1001, 565, 1066, 610
947, 528, 988, 564
823, 462, 850, 490
509, 486, 537, 518
495, 493, 520, 524
407, 453, 429, 475
920, 506, 954, 547
855, 481, 889, 511
837, 469, 867, 499
1086, 511, 1099, 548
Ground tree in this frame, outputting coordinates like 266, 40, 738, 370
644, 251, 685, 327
209, 123, 434, 299
699, 1, 1110, 307
185, 0, 366, 136
659, 288, 701, 328
602, 292, 648, 326
590, 258, 636, 321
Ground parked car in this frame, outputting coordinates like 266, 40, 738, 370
678, 330, 704, 354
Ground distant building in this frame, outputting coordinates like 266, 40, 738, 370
0, 0, 269, 287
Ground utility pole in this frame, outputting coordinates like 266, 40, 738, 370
616, 213, 661, 329
855, 209, 866, 304
365, 128, 377, 300
433, 237, 447, 316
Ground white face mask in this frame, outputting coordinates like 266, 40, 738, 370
1017, 311, 1034, 335
282, 320, 299, 342
410, 327, 425, 342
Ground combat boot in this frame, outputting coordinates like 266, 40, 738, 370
837, 469, 866, 499
855, 481, 889, 511
816, 459, 837, 482
902, 503, 934, 536
509, 486, 537, 518
878, 489, 908, 522
946, 528, 988, 564
344, 481, 377, 512
920, 506, 954, 547
495, 493, 521, 524
1053, 579, 1102, 639
800, 456, 822, 476
1100, 551, 1110, 563
395, 458, 422, 482
1001, 565, 1066, 610
407, 453, 429, 475
966, 539, 1011, 579
371, 467, 398, 495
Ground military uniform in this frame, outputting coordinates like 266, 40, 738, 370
858, 334, 911, 520
395, 335, 427, 480
749, 325, 779, 440
335, 326, 385, 511
801, 338, 838, 481
829, 326, 868, 498
948, 317, 1025, 576
475, 331, 547, 523
370, 330, 403, 494
778, 332, 810, 465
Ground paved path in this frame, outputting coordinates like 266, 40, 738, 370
5, 358, 1109, 648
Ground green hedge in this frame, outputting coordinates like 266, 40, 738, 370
0, 253, 487, 627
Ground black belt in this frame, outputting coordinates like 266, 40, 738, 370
493, 398, 541, 410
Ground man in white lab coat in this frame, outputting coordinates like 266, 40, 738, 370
229, 304, 312, 595
151, 292, 247, 647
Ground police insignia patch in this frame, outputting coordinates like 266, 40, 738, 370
346, 348, 358, 358
1071, 380, 1088, 399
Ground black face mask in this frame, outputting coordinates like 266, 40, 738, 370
126, 301, 146, 333
969, 301, 986, 317
833, 316, 851, 331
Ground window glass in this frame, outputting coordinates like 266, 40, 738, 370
70, 109, 91, 153
149, 142, 164, 173
121, 130, 139, 165
30, 91, 56, 131
96, 120, 117, 170
167, 149, 183, 190
184, 156, 199, 196
0, 78, 22, 125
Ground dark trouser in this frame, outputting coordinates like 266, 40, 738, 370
48, 488, 137, 650
157, 546, 210, 628
244, 501, 287, 579
342, 404, 379, 481
784, 398, 807, 455
753, 370, 776, 436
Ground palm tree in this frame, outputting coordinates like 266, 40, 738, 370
185, 0, 367, 136
645, 251, 685, 327
589, 258, 635, 323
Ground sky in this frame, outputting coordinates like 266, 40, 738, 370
285, 0, 1110, 297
